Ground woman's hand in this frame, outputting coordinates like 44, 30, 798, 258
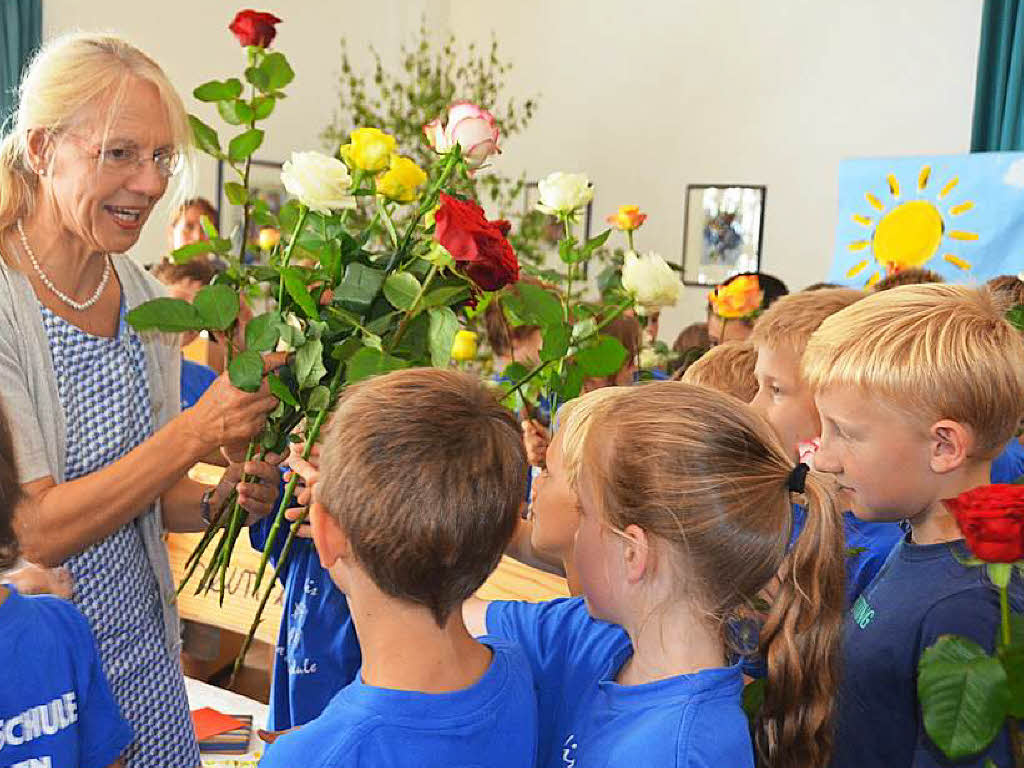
179, 352, 287, 457
211, 449, 284, 525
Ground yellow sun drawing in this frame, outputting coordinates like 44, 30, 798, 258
845, 166, 977, 286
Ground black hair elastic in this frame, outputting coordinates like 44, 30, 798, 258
788, 462, 810, 494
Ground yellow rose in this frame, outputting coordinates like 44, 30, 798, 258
378, 155, 428, 203
257, 227, 280, 251
338, 127, 397, 172
708, 275, 764, 319
451, 330, 478, 362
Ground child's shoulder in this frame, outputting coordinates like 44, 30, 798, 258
2, 587, 91, 641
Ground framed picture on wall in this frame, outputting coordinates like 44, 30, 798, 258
216, 159, 288, 261
518, 181, 593, 278
681, 184, 765, 286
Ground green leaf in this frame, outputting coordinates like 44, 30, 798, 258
427, 307, 459, 368
562, 361, 584, 400
281, 267, 319, 320
244, 65, 270, 92
334, 263, 385, 313
217, 99, 254, 126
252, 96, 276, 120
575, 335, 629, 377
344, 346, 410, 384
295, 338, 327, 389
918, 635, 1010, 759
558, 235, 580, 264
228, 129, 264, 164
502, 362, 530, 383
581, 228, 612, 259
170, 240, 217, 264
1000, 644, 1024, 718
224, 182, 249, 206
741, 677, 765, 721
1006, 305, 1024, 333
192, 284, 239, 331
199, 215, 220, 240
540, 323, 571, 362
193, 78, 243, 102
329, 337, 363, 363
383, 272, 422, 311
306, 385, 331, 412
260, 52, 295, 91
126, 297, 204, 332
422, 285, 470, 308
228, 350, 264, 393
267, 372, 298, 407
517, 283, 564, 327
245, 311, 281, 353
188, 115, 221, 157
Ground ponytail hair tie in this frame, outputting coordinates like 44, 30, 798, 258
788, 462, 810, 494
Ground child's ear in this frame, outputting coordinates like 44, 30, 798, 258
620, 523, 651, 584
928, 419, 972, 474
309, 501, 351, 570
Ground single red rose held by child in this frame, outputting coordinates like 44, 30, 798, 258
434, 193, 519, 291
943, 484, 1024, 563
229, 9, 282, 48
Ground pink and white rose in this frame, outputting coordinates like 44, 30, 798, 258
423, 101, 500, 170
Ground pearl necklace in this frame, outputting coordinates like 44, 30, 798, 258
17, 219, 111, 312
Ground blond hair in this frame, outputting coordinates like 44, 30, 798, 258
0, 32, 194, 232
749, 287, 865, 356
317, 368, 527, 626
560, 382, 845, 768
804, 284, 1024, 456
681, 341, 758, 402
872, 267, 944, 292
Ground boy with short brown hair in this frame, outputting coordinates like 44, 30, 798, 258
679, 340, 757, 402
805, 284, 1024, 767
260, 368, 537, 768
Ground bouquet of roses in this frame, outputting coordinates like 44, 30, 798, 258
126, 10, 519, 663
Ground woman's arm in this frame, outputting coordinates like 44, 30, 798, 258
15, 371, 278, 566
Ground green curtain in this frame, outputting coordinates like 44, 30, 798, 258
972, 0, 1024, 151
0, 0, 42, 128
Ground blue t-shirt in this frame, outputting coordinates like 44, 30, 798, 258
249, 515, 361, 730
0, 587, 133, 768
834, 535, 1024, 768
486, 597, 753, 768
258, 637, 537, 768
180, 358, 218, 410
990, 437, 1024, 483
791, 506, 903, 607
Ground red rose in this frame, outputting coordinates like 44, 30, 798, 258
943, 484, 1024, 563
229, 10, 282, 48
434, 193, 519, 291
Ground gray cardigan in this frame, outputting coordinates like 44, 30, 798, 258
0, 254, 183, 652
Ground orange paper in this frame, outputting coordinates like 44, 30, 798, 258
191, 707, 246, 741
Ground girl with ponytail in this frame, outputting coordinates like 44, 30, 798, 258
466, 380, 846, 768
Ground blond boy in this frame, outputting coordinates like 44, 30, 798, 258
679, 341, 758, 402
805, 284, 1024, 768
746, 287, 903, 605
260, 369, 538, 768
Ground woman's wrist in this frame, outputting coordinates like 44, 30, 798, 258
173, 407, 215, 462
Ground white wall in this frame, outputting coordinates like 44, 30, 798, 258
448, 0, 983, 338
43, 0, 983, 339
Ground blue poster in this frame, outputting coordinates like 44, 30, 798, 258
829, 152, 1024, 287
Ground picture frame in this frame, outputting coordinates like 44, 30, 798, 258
216, 159, 288, 261
681, 184, 765, 287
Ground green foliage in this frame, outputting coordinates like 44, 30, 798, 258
918, 635, 1011, 759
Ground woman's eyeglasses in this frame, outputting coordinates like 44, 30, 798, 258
65, 134, 183, 179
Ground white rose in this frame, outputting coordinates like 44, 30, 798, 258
280, 151, 356, 215
535, 172, 593, 217
621, 251, 680, 310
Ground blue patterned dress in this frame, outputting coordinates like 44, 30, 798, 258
40, 302, 200, 768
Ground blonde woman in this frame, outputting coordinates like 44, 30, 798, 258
0, 34, 283, 767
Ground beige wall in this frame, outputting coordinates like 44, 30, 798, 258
42, 0, 982, 340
